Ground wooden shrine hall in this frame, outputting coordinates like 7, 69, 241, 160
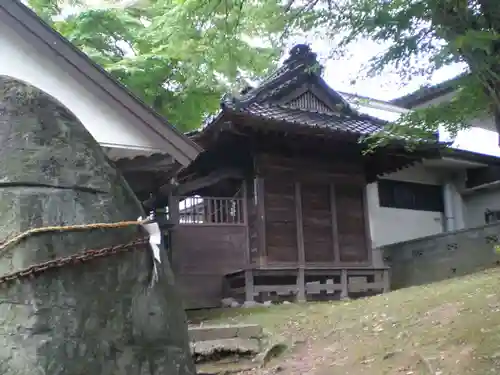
167, 44, 441, 309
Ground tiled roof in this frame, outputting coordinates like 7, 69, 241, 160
205, 44, 386, 137
219, 44, 384, 135
235, 103, 383, 135
390, 73, 468, 108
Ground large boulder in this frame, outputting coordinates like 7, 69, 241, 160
0, 77, 195, 375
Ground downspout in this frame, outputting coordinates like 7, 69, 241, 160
443, 182, 456, 231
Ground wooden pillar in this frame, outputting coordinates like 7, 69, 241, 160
242, 181, 251, 265
244, 269, 254, 302
295, 182, 306, 302
295, 182, 305, 265
296, 268, 306, 302
255, 177, 267, 265
329, 184, 340, 263
362, 185, 373, 263
206, 198, 214, 223
340, 269, 348, 300
169, 193, 180, 224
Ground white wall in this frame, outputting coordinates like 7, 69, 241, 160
367, 164, 446, 247
369, 161, 500, 246
463, 188, 500, 228
0, 22, 168, 154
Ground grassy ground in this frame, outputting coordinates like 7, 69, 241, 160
188, 269, 500, 374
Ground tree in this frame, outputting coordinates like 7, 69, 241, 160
295, 0, 500, 147
35, 0, 497, 143
29, 0, 316, 132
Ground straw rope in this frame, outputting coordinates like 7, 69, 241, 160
0, 219, 150, 256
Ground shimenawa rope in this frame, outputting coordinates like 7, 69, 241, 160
0, 219, 153, 285
0, 219, 150, 256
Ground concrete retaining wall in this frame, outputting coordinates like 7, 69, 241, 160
381, 222, 500, 289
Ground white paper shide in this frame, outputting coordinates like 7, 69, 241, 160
138, 215, 162, 286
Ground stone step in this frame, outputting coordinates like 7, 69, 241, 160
188, 324, 263, 342
189, 324, 265, 373
191, 337, 261, 357
196, 360, 258, 375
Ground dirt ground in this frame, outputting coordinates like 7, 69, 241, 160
188, 269, 500, 374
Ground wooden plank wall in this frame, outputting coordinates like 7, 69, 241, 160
170, 225, 247, 309
301, 182, 335, 262
335, 185, 369, 262
255, 153, 370, 266
264, 178, 298, 262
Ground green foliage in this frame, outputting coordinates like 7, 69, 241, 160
31, 0, 500, 141
363, 74, 489, 152
298, 0, 500, 145
29, 0, 317, 132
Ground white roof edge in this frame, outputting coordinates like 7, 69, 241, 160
339, 91, 410, 114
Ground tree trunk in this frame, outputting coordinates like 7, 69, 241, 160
0, 77, 195, 375
431, 1, 500, 143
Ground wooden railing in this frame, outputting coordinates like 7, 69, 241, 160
224, 267, 390, 303
178, 196, 246, 225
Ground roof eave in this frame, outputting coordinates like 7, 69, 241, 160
390, 72, 469, 109
221, 107, 371, 140
1, 1, 201, 167
440, 147, 500, 166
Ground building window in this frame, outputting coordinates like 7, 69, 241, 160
378, 179, 444, 212
485, 209, 500, 224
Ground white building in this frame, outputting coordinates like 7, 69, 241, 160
0, 0, 200, 198
345, 77, 500, 247
367, 149, 500, 247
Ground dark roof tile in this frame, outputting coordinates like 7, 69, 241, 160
211, 44, 386, 136
238, 103, 383, 135
390, 72, 468, 108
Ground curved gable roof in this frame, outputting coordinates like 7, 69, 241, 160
213, 44, 385, 137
